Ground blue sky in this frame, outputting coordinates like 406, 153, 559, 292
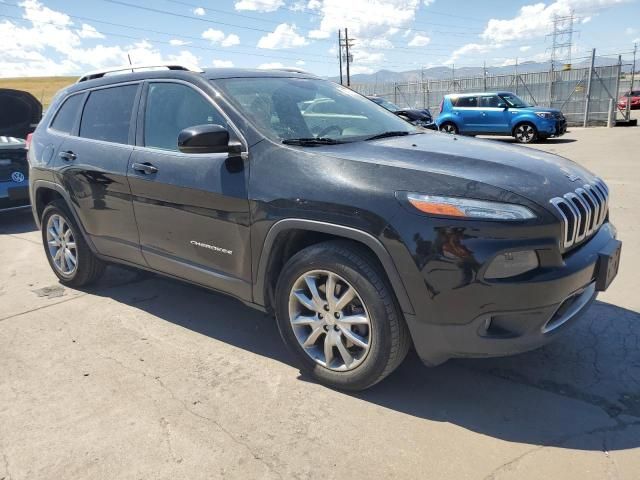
0, 0, 638, 77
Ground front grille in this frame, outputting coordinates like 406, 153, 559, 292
549, 178, 609, 249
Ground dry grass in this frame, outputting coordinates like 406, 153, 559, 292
0, 76, 77, 109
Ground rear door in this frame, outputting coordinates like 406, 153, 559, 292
127, 80, 251, 300
54, 83, 145, 265
451, 95, 481, 132
478, 94, 510, 133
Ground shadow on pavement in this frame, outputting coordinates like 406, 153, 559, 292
0, 208, 36, 234
92, 267, 640, 452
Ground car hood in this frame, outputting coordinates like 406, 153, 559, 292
395, 109, 432, 121
312, 132, 598, 207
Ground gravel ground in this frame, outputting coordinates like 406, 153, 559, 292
1, 125, 638, 479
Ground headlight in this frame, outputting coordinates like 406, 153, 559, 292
406, 193, 536, 220
535, 112, 554, 119
485, 250, 539, 279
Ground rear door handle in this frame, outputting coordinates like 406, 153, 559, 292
132, 162, 158, 175
59, 151, 76, 161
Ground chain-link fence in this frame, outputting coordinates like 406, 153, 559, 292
351, 55, 635, 127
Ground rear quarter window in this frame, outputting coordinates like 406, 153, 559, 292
454, 96, 478, 108
50, 94, 84, 134
80, 84, 138, 144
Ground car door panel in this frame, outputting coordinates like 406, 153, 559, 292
55, 83, 145, 265
127, 80, 252, 300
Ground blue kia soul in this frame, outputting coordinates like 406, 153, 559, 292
436, 91, 567, 144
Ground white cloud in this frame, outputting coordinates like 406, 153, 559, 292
257, 62, 284, 69
77, 24, 104, 39
519, 45, 531, 52
408, 34, 430, 47
202, 29, 240, 47
445, 43, 494, 65
625, 27, 637, 35
0, 1, 202, 77
423, 0, 434, 5
634, 37, 640, 44
169, 39, 190, 46
257, 23, 308, 49
192, 7, 205, 16
581, 16, 592, 24
308, 0, 421, 40
235, 0, 283, 12
221, 33, 240, 47
212, 59, 234, 67
296, 59, 306, 65
482, 0, 627, 44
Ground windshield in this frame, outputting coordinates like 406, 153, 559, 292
212, 77, 417, 143
499, 93, 530, 108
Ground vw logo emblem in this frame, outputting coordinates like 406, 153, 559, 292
11, 171, 25, 183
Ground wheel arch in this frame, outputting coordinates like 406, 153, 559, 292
254, 219, 414, 316
32, 180, 98, 253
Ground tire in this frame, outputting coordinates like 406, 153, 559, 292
439, 122, 458, 134
513, 122, 538, 144
41, 200, 105, 287
275, 240, 411, 391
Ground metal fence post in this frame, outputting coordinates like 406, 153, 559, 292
583, 48, 596, 128
607, 99, 614, 127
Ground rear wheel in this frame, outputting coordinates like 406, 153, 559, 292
41, 200, 105, 287
439, 122, 458, 134
513, 123, 538, 144
275, 241, 411, 391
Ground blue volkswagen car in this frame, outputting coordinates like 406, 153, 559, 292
436, 92, 567, 143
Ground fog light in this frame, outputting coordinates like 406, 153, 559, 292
485, 250, 539, 279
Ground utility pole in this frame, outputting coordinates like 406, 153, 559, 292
483, 61, 487, 91
338, 30, 343, 85
338, 28, 355, 87
583, 48, 596, 127
345, 28, 352, 86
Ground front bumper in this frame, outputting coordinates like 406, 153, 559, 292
538, 117, 567, 137
403, 223, 619, 366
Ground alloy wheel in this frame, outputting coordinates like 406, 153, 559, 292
515, 124, 535, 143
288, 270, 372, 371
46, 214, 78, 276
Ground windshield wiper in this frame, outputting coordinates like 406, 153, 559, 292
365, 131, 412, 141
282, 137, 343, 146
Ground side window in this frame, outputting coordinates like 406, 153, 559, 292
144, 82, 227, 151
479, 95, 501, 108
79, 84, 138, 144
456, 96, 478, 108
50, 94, 84, 134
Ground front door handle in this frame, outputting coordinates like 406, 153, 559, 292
59, 151, 76, 161
132, 162, 158, 175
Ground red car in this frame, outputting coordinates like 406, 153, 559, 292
618, 89, 640, 110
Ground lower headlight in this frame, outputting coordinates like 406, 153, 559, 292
535, 112, 554, 119
484, 250, 539, 279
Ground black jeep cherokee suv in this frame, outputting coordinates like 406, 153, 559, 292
29, 65, 621, 391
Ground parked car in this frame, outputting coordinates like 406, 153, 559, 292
618, 89, 640, 110
1, 136, 30, 212
366, 96, 436, 129
29, 65, 621, 391
0, 88, 42, 139
436, 91, 567, 143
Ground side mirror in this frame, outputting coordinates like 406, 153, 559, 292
497, 102, 508, 109
178, 124, 230, 154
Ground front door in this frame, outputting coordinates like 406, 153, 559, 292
127, 80, 252, 300
478, 95, 510, 134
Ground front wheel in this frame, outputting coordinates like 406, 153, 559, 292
439, 122, 458, 134
513, 123, 538, 144
275, 241, 411, 391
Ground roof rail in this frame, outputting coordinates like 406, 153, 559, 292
77, 63, 204, 83
270, 67, 317, 76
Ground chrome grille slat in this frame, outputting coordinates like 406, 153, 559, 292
549, 178, 609, 250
